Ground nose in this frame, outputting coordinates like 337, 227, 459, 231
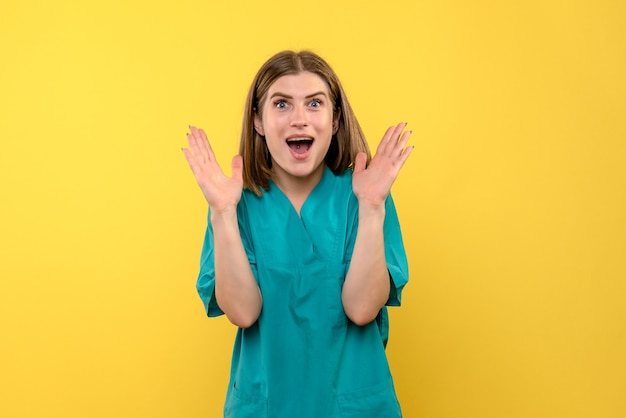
289, 105, 308, 127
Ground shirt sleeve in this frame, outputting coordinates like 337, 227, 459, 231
196, 200, 257, 317
383, 193, 409, 306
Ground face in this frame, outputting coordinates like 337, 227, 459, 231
254, 71, 338, 188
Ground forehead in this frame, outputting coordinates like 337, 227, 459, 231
267, 71, 330, 97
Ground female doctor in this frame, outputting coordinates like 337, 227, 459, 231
183, 50, 413, 417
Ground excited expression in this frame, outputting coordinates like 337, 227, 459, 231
254, 71, 339, 189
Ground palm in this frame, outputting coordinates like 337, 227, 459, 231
182, 126, 243, 212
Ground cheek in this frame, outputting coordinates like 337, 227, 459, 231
263, 112, 287, 130
264, 121, 285, 141
320, 113, 335, 132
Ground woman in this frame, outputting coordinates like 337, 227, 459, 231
183, 50, 412, 417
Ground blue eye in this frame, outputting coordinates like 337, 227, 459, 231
309, 99, 322, 108
275, 100, 288, 109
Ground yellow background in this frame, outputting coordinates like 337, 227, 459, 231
1, 1, 625, 417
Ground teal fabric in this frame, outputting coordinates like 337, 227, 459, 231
197, 167, 408, 418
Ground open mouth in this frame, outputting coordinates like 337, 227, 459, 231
286, 137, 313, 154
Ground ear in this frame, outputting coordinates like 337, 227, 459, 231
332, 107, 341, 134
254, 114, 265, 136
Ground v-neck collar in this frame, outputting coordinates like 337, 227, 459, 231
268, 167, 334, 219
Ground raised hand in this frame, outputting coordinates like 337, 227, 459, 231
182, 126, 243, 212
352, 122, 413, 208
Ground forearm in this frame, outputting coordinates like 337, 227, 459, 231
211, 209, 262, 328
342, 204, 390, 326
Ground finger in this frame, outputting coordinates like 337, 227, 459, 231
182, 147, 196, 168
376, 126, 395, 155
189, 126, 219, 166
196, 127, 216, 162
390, 129, 412, 160
189, 126, 211, 162
390, 122, 408, 146
187, 132, 205, 163
182, 146, 203, 178
189, 125, 203, 144
394, 144, 414, 170
231, 155, 244, 183
377, 122, 407, 155
353, 152, 367, 174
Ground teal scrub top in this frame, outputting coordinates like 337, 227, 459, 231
197, 167, 409, 418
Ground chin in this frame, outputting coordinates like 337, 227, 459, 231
282, 162, 325, 180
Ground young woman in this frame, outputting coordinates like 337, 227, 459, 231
183, 50, 412, 417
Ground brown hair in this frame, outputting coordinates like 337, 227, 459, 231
239, 50, 371, 195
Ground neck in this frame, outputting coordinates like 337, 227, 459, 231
272, 165, 326, 215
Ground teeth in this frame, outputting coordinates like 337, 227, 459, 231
287, 137, 313, 142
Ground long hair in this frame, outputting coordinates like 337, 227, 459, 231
239, 50, 371, 195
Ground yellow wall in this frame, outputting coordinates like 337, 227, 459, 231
1, 1, 625, 417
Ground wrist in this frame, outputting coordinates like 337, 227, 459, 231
210, 205, 238, 223
358, 200, 386, 222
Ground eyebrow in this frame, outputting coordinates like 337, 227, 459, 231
269, 91, 328, 100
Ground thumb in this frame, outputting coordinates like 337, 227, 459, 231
231, 155, 244, 183
353, 152, 367, 174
